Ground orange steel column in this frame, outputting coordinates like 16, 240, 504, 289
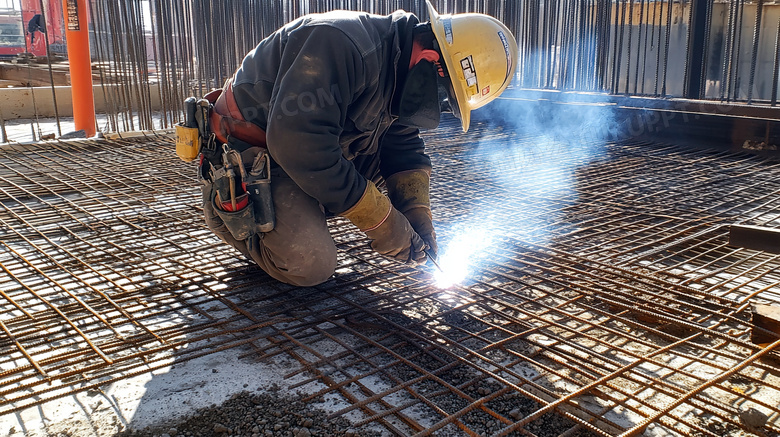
62, 0, 96, 137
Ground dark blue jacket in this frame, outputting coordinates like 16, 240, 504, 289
231, 10, 432, 215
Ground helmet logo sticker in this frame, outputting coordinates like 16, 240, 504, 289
460, 56, 478, 90
482, 86, 490, 96
498, 31, 512, 78
443, 18, 453, 44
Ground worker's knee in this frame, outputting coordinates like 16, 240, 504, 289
250, 235, 337, 287
281, 252, 337, 287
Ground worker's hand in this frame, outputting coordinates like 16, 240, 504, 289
385, 169, 437, 258
341, 181, 427, 265
404, 206, 438, 258
365, 207, 428, 264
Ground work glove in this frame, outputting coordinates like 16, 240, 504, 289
403, 207, 437, 257
341, 181, 427, 264
386, 170, 438, 258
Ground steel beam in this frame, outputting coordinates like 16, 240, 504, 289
729, 225, 780, 254
685, 0, 713, 99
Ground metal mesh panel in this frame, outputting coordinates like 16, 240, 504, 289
0, 118, 779, 436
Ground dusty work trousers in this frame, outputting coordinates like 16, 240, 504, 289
203, 168, 338, 286
203, 154, 383, 286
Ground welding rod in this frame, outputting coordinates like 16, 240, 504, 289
425, 250, 444, 272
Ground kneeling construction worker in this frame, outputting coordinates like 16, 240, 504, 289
181, 2, 517, 286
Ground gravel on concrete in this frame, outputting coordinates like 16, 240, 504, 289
116, 387, 383, 437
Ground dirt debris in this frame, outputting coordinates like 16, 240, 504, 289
740, 407, 769, 429
116, 390, 382, 437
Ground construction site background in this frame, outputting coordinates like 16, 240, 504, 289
0, 0, 779, 143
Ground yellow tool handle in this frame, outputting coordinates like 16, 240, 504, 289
175, 125, 200, 162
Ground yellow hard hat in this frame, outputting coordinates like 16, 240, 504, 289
426, 1, 518, 132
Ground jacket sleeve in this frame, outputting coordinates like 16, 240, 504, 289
379, 122, 433, 178
265, 25, 368, 215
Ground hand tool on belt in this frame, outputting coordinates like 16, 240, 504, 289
174, 77, 268, 160
174, 97, 200, 162
210, 144, 248, 212
176, 78, 275, 236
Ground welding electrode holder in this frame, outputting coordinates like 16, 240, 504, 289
424, 249, 442, 270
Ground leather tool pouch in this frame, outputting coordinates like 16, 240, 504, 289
203, 142, 276, 241
195, 85, 276, 239
208, 148, 253, 241
245, 151, 275, 233
211, 192, 256, 241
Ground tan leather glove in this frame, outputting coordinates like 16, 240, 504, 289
341, 181, 427, 264
386, 170, 438, 258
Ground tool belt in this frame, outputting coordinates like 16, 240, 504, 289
206, 78, 267, 149
176, 78, 275, 239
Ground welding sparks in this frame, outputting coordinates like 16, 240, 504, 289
433, 227, 495, 288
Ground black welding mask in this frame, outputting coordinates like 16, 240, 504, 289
397, 59, 442, 129
438, 72, 461, 123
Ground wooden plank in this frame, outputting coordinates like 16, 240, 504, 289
0, 79, 22, 88
0, 64, 70, 86
0, 63, 71, 86
752, 304, 780, 346
0, 63, 103, 87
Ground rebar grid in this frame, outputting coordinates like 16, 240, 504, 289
0, 118, 779, 436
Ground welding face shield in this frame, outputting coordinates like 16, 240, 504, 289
438, 70, 461, 123
397, 59, 441, 129
396, 57, 462, 129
